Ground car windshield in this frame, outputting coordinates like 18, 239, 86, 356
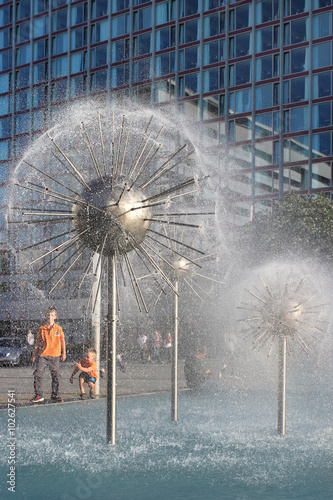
0, 338, 23, 348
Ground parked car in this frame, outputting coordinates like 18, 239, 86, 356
0, 337, 33, 366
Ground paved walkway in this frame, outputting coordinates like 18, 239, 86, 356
0, 361, 189, 408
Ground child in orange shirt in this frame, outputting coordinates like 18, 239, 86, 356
70, 348, 98, 400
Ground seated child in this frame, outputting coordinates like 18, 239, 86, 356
70, 348, 98, 400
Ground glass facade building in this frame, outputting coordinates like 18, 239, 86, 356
0, 0, 332, 327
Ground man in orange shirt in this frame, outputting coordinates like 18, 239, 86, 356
31, 306, 66, 403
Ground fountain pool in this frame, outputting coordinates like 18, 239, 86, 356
1, 385, 332, 500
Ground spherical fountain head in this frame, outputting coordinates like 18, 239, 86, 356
173, 257, 191, 278
72, 176, 152, 255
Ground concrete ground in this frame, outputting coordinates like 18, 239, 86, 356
0, 360, 189, 408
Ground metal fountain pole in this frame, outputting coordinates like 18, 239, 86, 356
92, 253, 101, 396
171, 278, 179, 421
277, 336, 287, 436
106, 254, 117, 445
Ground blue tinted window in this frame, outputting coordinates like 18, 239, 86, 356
33, 62, 48, 83
0, 117, 11, 138
92, 0, 108, 19
111, 14, 130, 36
236, 61, 251, 85
0, 6, 12, 25
255, 83, 272, 109
16, 45, 31, 66
313, 42, 332, 70
34, 16, 49, 38
0, 51, 12, 71
16, 67, 30, 88
91, 20, 108, 43
52, 9, 68, 31
91, 69, 107, 91
111, 39, 129, 63
313, 12, 331, 39
0, 95, 11, 116
112, 0, 129, 13
133, 58, 151, 82
0, 73, 11, 93
235, 88, 252, 113
91, 45, 108, 68
52, 33, 68, 55
133, 7, 152, 31
16, 0, 30, 21
313, 72, 331, 98
313, 102, 331, 128
71, 27, 87, 49
71, 52, 87, 73
52, 56, 68, 78
71, 4, 88, 25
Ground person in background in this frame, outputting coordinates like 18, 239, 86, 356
152, 330, 163, 364
163, 333, 172, 363
138, 332, 148, 363
184, 345, 212, 389
27, 330, 34, 346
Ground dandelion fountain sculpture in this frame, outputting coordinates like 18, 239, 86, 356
11, 104, 214, 445
238, 270, 325, 435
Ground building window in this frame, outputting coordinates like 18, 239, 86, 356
203, 12, 225, 38
52, 33, 68, 55
52, 9, 68, 32
156, 26, 176, 51
0, 73, 12, 94
284, 18, 309, 45
15, 113, 30, 135
91, 45, 108, 68
180, 0, 199, 17
33, 62, 48, 84
0, 5, 12, 26
0, 117, 11, 138
71, 3, 88, 26
256, 54, 279, 81
255, 83, 274, 109
179, 73, 199, 97
51, 79, 67, 102
91, 0, 108, 19
52, 56, 68, 78
34, 0, 49, 15
204, 0, 225, 10
203, 39, 225, 65
284, 47, 309, 74
0, 28, 12, 48
180, 19, 199, 44
313, 12, 331, 39
284, 0, 309, 16
155, 52, 175, 76
133, 57, 151, 82
230, 4, 253, 31
134, 32, 151, 57
34, 39, 49, 61
111, 39, 130, 63
111, 13, 130, 37
284, 76, 309, 103
0, 95, 11, 116
53, 0, 68, 7
313, 102, 332, 128
133, 6, 152, 31
234, 88, 252, 113
16, 45, 31, 66
112, 0, 130, 13
71, 27, 87, 49
70, 75, 87, 97
71, 51, 87, 74
231, 60, 251, 85
156, 1, 175, 24
16, 67, 30, 89
91, 20, 108, 43
256, 0, 280, 24
111, 63, 130, 87
313, 71, 332, 98
203, 68, 219, 92
312, 132, 331, 157
16, 0, 30, 21
34, 16, 49, 38
33, 86, 48, 107
91, 70, 107, 92
0, 140, 10, 160
179, 46, 199, 70
0, 50, 12, 71
313, 42, 332, 70
16, 22, 30, 43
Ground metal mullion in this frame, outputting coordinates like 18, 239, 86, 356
151, 0, 156, 105
87, 0, 92, 96
29, 1, 34, 139
251, 0, 256, 211
199, 0, 203, 123
308, 0, 313, 194
174, 0, 180, 107
67, 0, 72, 103
129, 0, 134, 98
278, 0, 284, 198
107, 0, 112, 101
11, 1, 17, 160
